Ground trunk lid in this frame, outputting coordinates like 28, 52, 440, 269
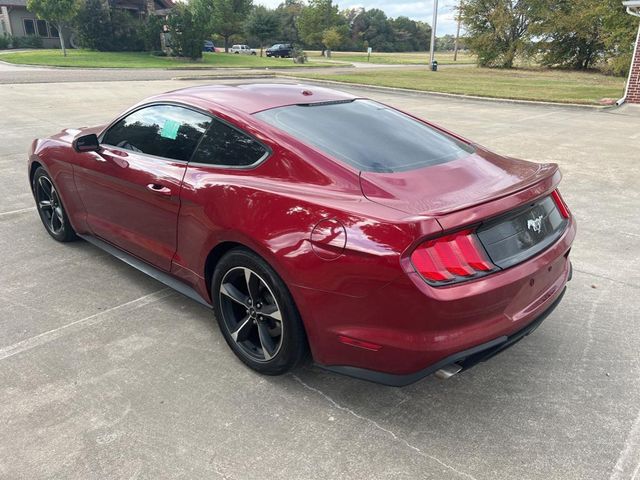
359, 148, 559, 216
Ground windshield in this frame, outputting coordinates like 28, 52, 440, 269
254, 99, 475, 173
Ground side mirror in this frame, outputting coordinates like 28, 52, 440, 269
73, 133, 100, 153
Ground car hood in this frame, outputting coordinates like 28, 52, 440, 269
359, 147, 558, 216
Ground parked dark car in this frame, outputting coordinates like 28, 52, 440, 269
28, 84, 575, 386
266, 43, 292, 58
203, 40, 215, 52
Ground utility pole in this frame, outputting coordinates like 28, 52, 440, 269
429, 0, 439, 66
453, 1, 462, 62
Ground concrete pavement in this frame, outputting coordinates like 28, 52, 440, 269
0, 75, 639, 480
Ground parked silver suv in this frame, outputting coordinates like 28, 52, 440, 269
230, 44, 257, 55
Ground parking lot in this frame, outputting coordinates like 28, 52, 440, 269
1, 74, 639, 480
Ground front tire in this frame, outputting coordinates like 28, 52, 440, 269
212, 248, 307, 375
33, 167, 77, 242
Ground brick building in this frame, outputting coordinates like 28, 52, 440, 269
622, 1, 640, 104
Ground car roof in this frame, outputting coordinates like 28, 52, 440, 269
148, 83, 358, 115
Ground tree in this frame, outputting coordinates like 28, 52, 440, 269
359, 9, 395, 52
74, 0, 111, 51
531, 0, 637, 72
436, 34, 456, 51
390, 16, 430, 52
245, 6, 281, 56
168, 3, 208, 60
276, 0, 303, 43
322, 27, 342, 55
461, 0, 534, 68
27, 0, 77, 56
212, 0, 253, 52
74, 0, 147, 52
298, 0, 342, 51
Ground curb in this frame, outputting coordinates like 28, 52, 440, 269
173, 73, 278, 81
0, 58, 350, 71
276, 75, 611, 110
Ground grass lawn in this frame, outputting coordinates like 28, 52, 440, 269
0, 49, 334, 69
290, 67, 626, 105
305, 50, 476, 65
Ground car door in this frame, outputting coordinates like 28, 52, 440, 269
174, 116, 271, 285
74, 104, 211, 271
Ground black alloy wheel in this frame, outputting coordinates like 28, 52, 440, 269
33, 167, 76, 242
212, 248, 307, 375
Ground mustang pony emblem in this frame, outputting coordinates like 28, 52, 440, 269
527, 215, 544, 234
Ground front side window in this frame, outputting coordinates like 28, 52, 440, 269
102, 105, 211, 162
191, 119, 267, 167
36, 19, 48, 37
23, 19, 35, 36
255, 99, 475, 173
49, 23, 59, 38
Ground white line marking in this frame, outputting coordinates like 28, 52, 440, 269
0, 206, 36, 217
292, 374, 478, 480
0, 289, 172, 361
610, 409, 640, 480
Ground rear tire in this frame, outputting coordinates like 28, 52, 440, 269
212, 248, 307, 375
33, 167, 77, 242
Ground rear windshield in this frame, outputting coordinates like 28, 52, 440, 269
254, 99, 474, 173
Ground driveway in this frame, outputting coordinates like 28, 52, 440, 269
0, 77, 639, 480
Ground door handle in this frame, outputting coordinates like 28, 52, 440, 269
146, 183, 172, 196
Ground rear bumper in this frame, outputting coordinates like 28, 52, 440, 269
319, 283, 567, 387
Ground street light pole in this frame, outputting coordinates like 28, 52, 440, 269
429, 0, 439, 66
453, 1, 462, 62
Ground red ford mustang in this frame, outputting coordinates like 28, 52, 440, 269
28, 84, 575, 386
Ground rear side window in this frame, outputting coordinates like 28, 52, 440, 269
102, 105, 211, 162
191, 119, 268, 167
255, 99, 474, 173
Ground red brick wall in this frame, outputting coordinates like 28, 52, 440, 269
627, 24, 640, 104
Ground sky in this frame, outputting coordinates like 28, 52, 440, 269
256, 0, 462, 35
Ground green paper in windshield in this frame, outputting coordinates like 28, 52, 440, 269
161, 119, 180, 140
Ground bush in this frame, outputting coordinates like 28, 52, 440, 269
143, 14, 164, 52
74, 0, 110, 50
167, 4, 205, 60
12, 36, 44, 49
0, 34, 10, 49
74, 0, 145, 51
291, 47, 307, 63
599, 53, 633, 77
109, 9, 145, 51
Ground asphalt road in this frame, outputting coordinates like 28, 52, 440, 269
1, 69, 639, 480
0, 56, 434, 85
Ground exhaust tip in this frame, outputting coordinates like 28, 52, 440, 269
434, 363, 463, 380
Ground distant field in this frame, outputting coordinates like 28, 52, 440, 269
0, 49, 334, 69
305, 50, 476, 65
290, 67, 626, 105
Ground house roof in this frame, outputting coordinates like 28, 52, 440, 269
0, 0, 27, 6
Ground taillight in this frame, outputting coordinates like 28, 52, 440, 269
410, 229, 498, 286
551, 189, 570, 219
